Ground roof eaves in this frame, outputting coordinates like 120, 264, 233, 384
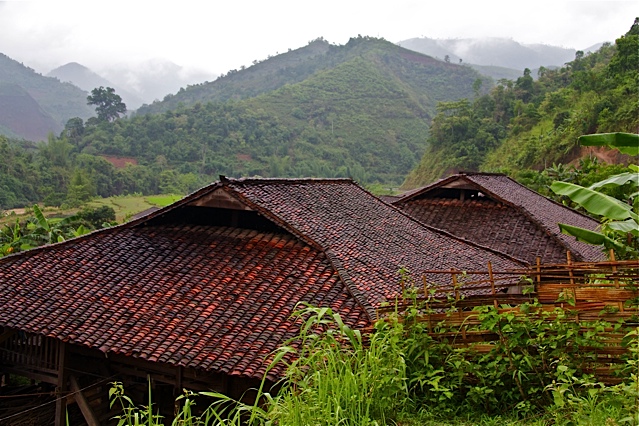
368, 182, 529, 267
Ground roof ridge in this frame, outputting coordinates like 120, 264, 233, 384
324, 249, 376, 322
221, 176, 355, 185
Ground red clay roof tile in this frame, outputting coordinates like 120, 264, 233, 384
395, 173, 604, 263
0, 225, 368, 380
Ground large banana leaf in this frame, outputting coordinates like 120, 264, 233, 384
589, 170, 639, 190
550, 181, 638, 221
557, 223, 624, 250
607, 218, 639, 236
578, 133, 639, 156
32, 204, 51, 232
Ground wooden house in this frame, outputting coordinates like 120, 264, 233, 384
392, 172, 605, 264
0, 177, 523, 424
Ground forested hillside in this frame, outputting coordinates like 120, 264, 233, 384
0, 36, 486, 209
403, 19, 638, 188
136, 37, 486, 117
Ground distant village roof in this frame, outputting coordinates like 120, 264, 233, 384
393, 172, 605, 264
0, 177, 523, 380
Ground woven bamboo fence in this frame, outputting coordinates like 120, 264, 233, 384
376, 252, 639, 383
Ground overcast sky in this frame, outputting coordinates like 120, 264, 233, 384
0, 0, 636, 76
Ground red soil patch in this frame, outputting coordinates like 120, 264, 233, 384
101, 155, 138, 168
569, 146, 631, 167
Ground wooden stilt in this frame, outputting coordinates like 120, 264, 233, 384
54, 342, 67, 426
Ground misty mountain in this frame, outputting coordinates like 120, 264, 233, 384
136, 36, 488, 118
398, 37, 583, 72
0, 53, 94, 140
47, 62, 144, 110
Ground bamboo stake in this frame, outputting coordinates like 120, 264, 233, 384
488, 261, 498, 309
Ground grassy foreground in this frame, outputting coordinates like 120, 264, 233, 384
110, 304, 639, 426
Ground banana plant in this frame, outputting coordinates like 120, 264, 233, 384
0, 219, 34, 257
26, 205, 91, 245
551, 133, 638, 259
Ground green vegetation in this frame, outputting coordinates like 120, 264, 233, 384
404, 19, 638, 188
87, 37, 484, 186
0, 204, 115, 256
109, 303, 639, 425
0, 132, 206, 210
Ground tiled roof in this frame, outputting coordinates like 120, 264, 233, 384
0, 225, 368, 380
400, 198, 570, 264
218, 178, 524, 317
395, 173, 604, 263
0, 177, 524, 380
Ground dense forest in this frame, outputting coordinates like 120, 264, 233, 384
404, 19, 638, 188
0, 21, 637, 211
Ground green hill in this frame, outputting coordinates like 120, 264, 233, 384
136, 37, 487, 117
85, 36, 488, 186
0, 53, 94, 139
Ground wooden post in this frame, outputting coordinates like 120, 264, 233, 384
422, 275, 428, 298
488, 261, 498, 309
451, 269, 460, 302
54, 342, 67, 426
609, 249, 624, 312
536, 257, 541, 286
